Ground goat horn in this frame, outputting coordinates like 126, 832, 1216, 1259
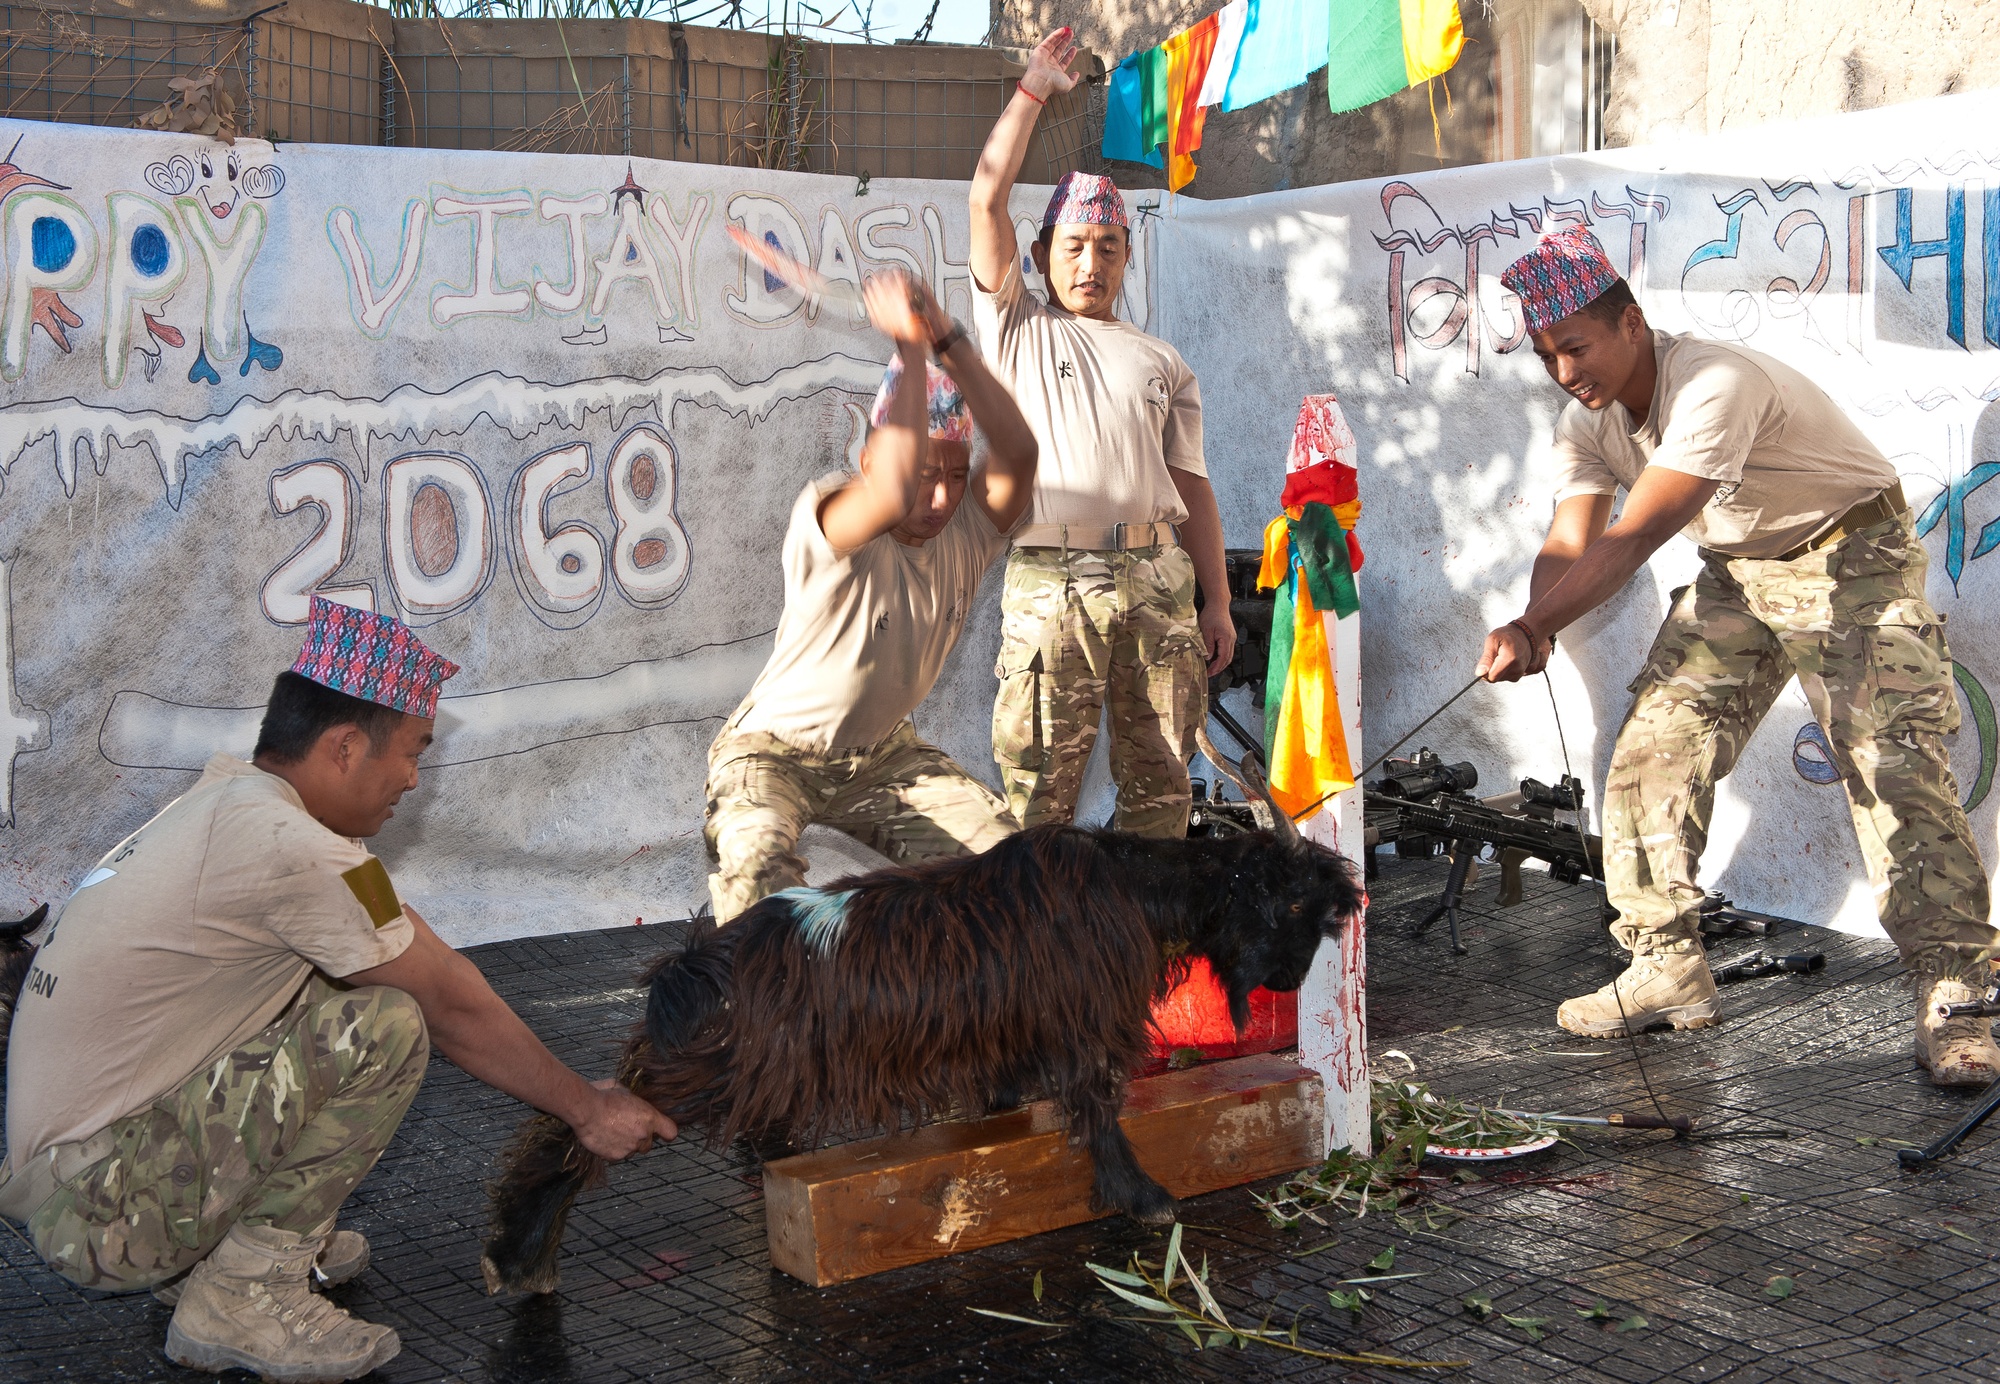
1195, 723, 1300, 846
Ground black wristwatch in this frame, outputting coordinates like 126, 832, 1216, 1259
931, 318, 968, 358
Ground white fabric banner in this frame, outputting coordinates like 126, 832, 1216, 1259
1, 89, 1995, 944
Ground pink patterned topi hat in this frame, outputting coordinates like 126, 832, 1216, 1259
870, 356, 974, 444
1041, 171, 1128, 231
1500, 224, 1623, 336
292, 595, 460, 718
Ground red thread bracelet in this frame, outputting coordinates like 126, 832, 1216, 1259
1016, 81, 1047, 105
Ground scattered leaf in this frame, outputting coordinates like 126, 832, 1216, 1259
1340, 1273, 1427, 1285
1739, 1192, 1751, 1203
1615, 1314, 1649, 1333
1328, 1287, 1372, 1313
1367, 1247, 1396, 1272
1442, 1024, 1466, 1033
1854, 1136, 1878, 1146
1763, 1276, 1794, 1300
969, 1308, 1063, 1328
1944, 1226, 1979, 1244
1463, 1293, 1494, 1319
1032, 1270, 1043, 1302
1577, 1301, 1613, 1321
1502, 1314, 1550, 1341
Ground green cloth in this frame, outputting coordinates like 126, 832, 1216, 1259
1326, 0, 1415, 114
1138, 45, 1169, 157
1265, 565, 1296, 759
1287, 502, 1360, 620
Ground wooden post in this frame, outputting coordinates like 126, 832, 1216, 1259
762, 1053, 1325, 1286
1297, 599, 1369, 1155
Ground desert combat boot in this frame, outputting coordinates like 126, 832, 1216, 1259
165, 1219, 400, 1382
1556, 947, 1722, 1037
155, 1220, 370, 1305
1913, 962, 2000, 1088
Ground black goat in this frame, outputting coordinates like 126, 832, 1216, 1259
0, 904, 50, 1102
481, 791, 1361, 1295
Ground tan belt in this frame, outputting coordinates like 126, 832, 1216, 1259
0, 1125, 118, 1224
1773, 481, 1907, 563
1013, 521, 1179, 552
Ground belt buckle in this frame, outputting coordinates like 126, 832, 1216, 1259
1114, 521, 1130, 550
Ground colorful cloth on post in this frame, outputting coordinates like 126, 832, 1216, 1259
1500, 224, 1622, 336
1042, 171, 1129, 231
1257, 511, 1357, 822
1601, 512, 1996, 971
291, 595, 459, 717
1280, 393, 1365, 571
871, 355, 974, 442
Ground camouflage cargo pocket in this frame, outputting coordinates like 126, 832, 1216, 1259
1861, 615, 1960, 737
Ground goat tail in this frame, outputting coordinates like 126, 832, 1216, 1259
480, 1112, 602, 1296
481, 918, 738, 1295
0, 904, 49, 1106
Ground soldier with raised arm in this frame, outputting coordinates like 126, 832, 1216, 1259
967, 27, 1235, 838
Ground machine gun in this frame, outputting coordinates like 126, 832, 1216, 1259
1366, 748, 1809, 955
1363, 749, 1600, 955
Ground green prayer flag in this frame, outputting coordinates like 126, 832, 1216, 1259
1138, 46, 1169, 156
1287, 502, 1360, 620
1265, 565, 1297, 759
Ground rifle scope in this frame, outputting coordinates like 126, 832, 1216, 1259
1372, 754, 1478, 802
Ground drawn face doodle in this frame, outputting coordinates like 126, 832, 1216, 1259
143, 147, 286, 219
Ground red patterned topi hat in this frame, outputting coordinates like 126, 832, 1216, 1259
1041, 171, 1128, 231
292, 595, 460, 718
870, 355, 974, 444
1500, 224, 1623, 336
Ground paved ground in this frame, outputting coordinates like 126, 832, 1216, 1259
5, 853, 1999, 1383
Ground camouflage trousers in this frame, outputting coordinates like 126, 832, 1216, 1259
991, 544, 1207, 837
704, 718, 1017, 923
1604, 512, 1996, 972
29, 977, 427, 1291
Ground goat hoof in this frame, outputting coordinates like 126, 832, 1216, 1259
1127, 1189, 1180, 1228
480, 1254, 559, 1297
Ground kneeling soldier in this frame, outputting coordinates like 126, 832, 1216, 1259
703, 271, 1038, 921
1478, 225, 2000, 1086
0, 599, 674, 1381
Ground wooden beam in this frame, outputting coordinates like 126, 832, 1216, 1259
762, 1053, 1324, 1286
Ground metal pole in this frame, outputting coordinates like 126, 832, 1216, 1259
381, 49, 395, 146
622, 52, 633, 157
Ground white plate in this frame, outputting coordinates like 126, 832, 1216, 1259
1426, 1134, 1559, 1161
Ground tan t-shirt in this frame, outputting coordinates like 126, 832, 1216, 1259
728, 475, 1013, 753
1551, 330, 1898, 559
3, 755, 415, 1168
972, 260, 1205, 531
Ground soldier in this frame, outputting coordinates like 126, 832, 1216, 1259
1478, 224, 2000, 1085
702, 270, 1038, 922
968, 27, 1235, 838
0, 598, 675, 1381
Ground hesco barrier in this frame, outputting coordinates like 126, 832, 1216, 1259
0, 0, 1101, 179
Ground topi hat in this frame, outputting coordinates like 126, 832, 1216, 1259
1041, 171, 1128, 231
1500, 224, 1623, 336
870, 355, 974, 444
292, 595, 460, 719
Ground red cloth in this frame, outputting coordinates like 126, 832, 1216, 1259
1148, 957, 1299, 1062
1280, 393, 1364, 570
1171, 12, 1221, 158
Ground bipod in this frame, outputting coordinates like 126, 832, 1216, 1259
1414, 837, 1478, 956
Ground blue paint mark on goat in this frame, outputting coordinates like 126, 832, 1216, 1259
772, 887, 856, 956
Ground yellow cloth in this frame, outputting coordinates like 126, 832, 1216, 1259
1161, 29, 1199, 192
1257, 516, 1355, 822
